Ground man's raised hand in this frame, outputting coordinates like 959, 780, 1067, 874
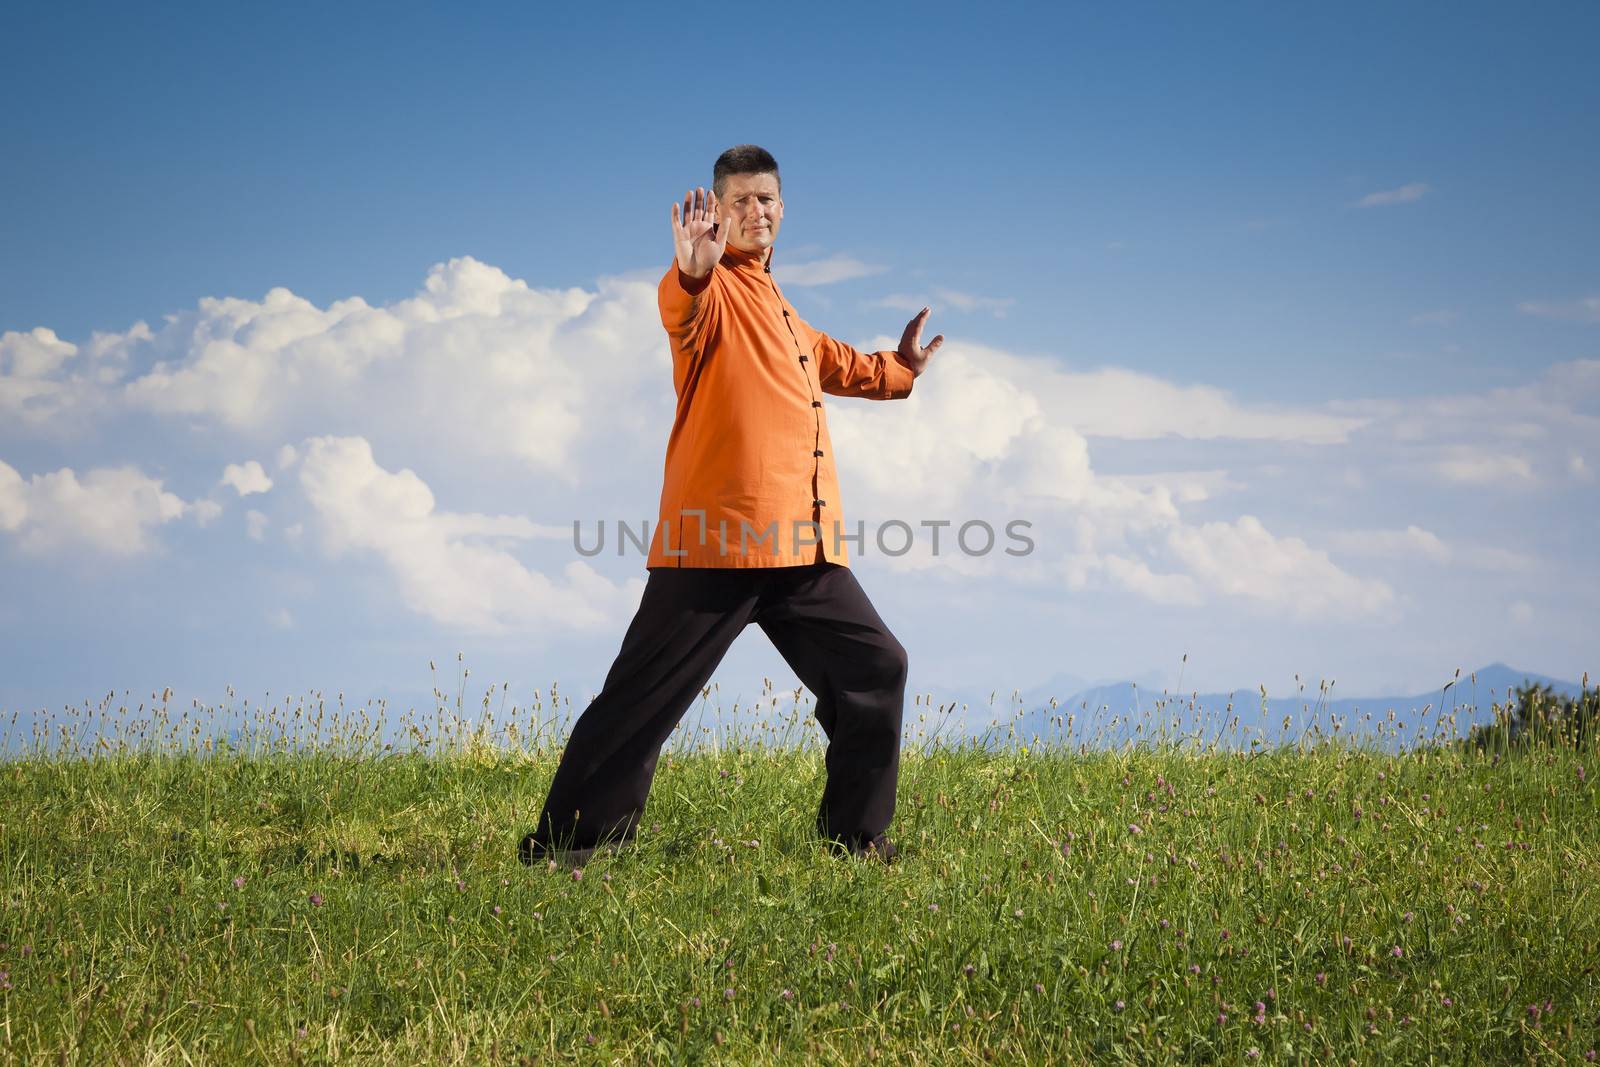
896, 307, 944, 378
671, 186, 729, 280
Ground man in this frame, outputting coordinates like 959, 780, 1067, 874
519, 144, 942, 867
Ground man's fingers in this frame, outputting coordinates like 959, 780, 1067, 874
906, 309, 929, 344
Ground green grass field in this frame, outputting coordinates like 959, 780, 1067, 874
1, 682, 1596, 1065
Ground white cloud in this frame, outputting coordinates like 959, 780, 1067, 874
1509, 600, 1534, 626
825, 341, 1394, 618
192, 499, 224, 527
1324, 525, 1533, 571
15, 255, 1583, 631
1327, 359, 1600, 490
1161, 516, 1395, 620
1431, 449, 1535, 486
869, 341, 1366, 444
0, 326, 76, 378
774, 255, 886, 287
0, 459, 199, 556
0, 463, 24, 531
221, 460, 273, 496
266, 607, 294, 629
1326, 524, 1449, 561
1356, 182, 1430, 207
245, 509, 269, 541
1517, 295, 1600, 323
21, 258, 668, 483
297, 435, 645, 635
0, 328, 84, 429
1099, 554, 1203, 606
0, 322, 149, 434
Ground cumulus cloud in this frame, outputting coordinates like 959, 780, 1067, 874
0, 328, 79, 433
831, 339, 1367, 465
297, 435, 644, 635
0, 459, 200, 556
24, 257, 670, 482
1356, 182, 1430, 207
1161, 516, 1395, 619
825, 341, 1394, 618
12, 253, 1584, 630
221, 460, 273, 496
0, 324, 134, 430
1, 326, 75, 378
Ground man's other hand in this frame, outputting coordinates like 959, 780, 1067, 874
896, 307, 944, 378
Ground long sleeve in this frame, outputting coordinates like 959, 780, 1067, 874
658, 262, 720, 392
658, 262, 718, 342
809, 325, 916, 400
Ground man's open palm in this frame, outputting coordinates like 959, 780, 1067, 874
671, 186, 729, 280
897, 307, 944, 378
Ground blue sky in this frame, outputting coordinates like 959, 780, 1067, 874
2, 3, 1596, 735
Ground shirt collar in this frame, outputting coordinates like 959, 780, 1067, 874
721, 240, 774, 274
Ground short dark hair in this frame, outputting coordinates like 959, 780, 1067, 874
712, 144, 781, 200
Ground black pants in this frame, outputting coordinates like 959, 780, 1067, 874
522, 560, 908, 855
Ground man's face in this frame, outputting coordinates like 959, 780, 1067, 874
718, 171, 783, 254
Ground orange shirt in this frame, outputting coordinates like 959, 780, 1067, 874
647, 240, 916, 568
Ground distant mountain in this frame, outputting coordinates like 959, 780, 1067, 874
998, 662, 1587, 754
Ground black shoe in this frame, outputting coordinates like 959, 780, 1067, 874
829, 833, 897, 864
519, 832, 621, 869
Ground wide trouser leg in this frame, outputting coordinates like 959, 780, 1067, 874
524, 567, 761, 855
754, 562, 909, 849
